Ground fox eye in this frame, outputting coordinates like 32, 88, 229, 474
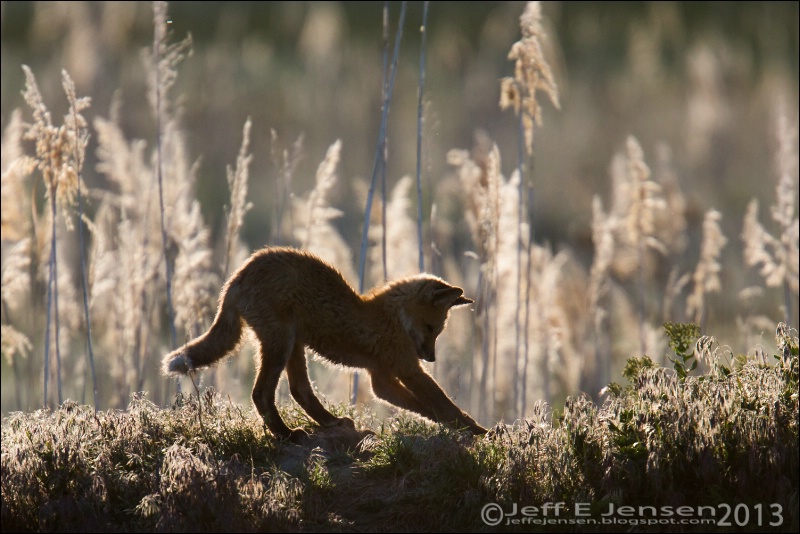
425, 324, 435, 334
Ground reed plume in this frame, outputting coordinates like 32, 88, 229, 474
614, 136, 667, 354
270, 130, 304, 246
293, 140, 357, 286
499, 0, 560, 155
742, 110, 799, 327
369, 175, 419, 284
1, 110, 33, 242
686, 209, 727, 327
223, 118, 253, 277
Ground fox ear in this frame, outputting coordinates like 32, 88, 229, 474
432, 286, 472, 308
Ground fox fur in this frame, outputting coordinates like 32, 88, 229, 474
162, 246, 487, 442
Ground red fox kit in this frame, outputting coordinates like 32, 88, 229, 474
162, 246, 487, 441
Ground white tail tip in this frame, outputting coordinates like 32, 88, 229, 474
162, 350, 191, 376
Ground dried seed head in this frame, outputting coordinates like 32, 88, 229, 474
499, 1, 560, 154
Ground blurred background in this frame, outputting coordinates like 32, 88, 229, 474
1, 2, 798, 425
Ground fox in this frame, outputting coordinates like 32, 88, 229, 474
162, 246, 487, 442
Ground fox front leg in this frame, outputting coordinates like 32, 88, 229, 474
399, 369, 487, 435
370, 372, 440, 422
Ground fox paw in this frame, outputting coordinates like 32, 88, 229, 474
472, 425, 488, 436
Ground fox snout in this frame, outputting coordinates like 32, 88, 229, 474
420, 344, 436, 362
432, 286, 473, 308
452, 295, 473, 307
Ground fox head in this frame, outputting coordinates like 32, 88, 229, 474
383, 275, 473, 362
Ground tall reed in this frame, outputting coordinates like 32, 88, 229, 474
499, 0, 560, 418
354, 1, 407, 405
21, 66, 88, 407
415, 1, 430, 273
151, 0, 191, 351
62, 69, 97, 410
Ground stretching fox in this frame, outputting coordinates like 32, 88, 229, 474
162, 246, 487, 441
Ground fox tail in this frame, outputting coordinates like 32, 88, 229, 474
161, 281, 243, 376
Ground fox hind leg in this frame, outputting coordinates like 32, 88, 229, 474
251, 327, 308, 443
286, 343, 355, 430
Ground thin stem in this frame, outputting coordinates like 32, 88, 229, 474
353, 1, 407, 405
513, 96, 525, 419
380, 1, 389, 283
357, 1, 407, 293
76, 165, 98, 412
784, 281, 795, 329
53, 237, 62, 405
638, 239, 646, 355
70, 95, 99, 413
477, 270, 490, 423
415, 1, 429, 273
521, 185, 533, 417
43, 192, 56, 408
